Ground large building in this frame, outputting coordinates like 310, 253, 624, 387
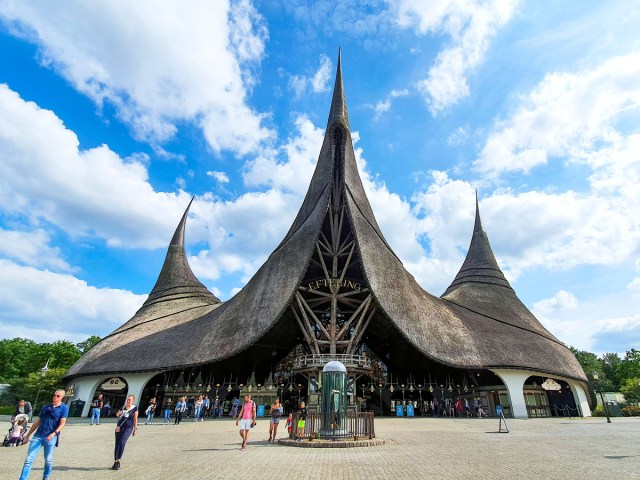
64, 54, 590, 419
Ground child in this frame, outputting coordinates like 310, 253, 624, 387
8, 416, 26, 446
285, 413, 293, 438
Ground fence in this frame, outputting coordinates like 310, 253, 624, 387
291, 411, 375, 440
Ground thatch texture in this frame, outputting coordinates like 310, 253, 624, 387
65, 54, 586, 383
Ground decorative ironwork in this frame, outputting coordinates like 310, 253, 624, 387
290, 130, 375, 360
290, 411, 375, 441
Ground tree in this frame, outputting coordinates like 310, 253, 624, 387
76, 335, 101, 354
602, 352, 623, 390
616, 349, 640, 381
619, 377, 640, 404
18, 367, 69, 414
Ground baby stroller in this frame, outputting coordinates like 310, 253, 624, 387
3, 413, 29, 447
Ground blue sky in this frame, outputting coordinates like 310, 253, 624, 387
1, 0, 639, 356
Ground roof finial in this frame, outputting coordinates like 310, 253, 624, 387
326, 48, 350, 131
170, 196, 195, 247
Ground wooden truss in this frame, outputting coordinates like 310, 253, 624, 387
291, 196, 376, 356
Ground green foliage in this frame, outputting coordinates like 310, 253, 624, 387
0, 336, 100, 407
591, 405, 606, 417
601, 353, 623, 390
622, 405, 640, 417
616, 349, 640, 382
76, 335, 101, 354
619, 377, 640, 404
0, 406, 15, 415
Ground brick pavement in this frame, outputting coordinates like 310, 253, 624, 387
1, 416, 639, 479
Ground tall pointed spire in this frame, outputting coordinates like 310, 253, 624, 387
442, 193, 510, 295
326, 48, 350, 131
143, 198, 220, 307
169, 196, 194, 247
473, 189, 483, 234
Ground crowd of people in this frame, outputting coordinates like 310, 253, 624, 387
11, 387, 490, 476
410, 397, 488, 418
10, 390, 304, 477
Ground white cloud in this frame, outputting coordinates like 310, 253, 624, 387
0, 0, 272, 155
189, 189, 301, 286
532, 290, 578, 317
288, 55, 333, 98
373, 88, 409, 120
0, 259, 145, 343
242, 115, 324, 196
0, 228, 73, 272
475, 53, 640, 177
207, 171, 230, 184
0, 84, 194, 248
390, 0, 519, 113
532, 289, 640, 354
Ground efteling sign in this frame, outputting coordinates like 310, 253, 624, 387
541, 378, 562, 391
307, 278, 362, 291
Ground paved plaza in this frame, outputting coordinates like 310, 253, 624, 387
1, 415, 639, 479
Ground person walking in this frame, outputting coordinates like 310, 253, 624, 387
112, 394, 138, 470
193, 395, 203, 422
235, 394, 256, 451
14, 399, 33, 420
268, 397, 283, 442
144, 397, 156, 425
90, 393, 103, 425
163, 398, 172, 425
174, 396, 186, 425
19, 389, 68, 480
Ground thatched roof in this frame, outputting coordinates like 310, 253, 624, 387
65, 54, 586, 383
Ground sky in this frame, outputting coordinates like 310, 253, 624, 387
0, 0, 639, 357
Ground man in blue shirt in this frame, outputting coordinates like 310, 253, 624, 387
19, 389, 68, 480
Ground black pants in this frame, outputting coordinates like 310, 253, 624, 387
174, 411, 183, 424
114, 427, 133, 460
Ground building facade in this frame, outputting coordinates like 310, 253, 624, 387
64, 54, 590, 420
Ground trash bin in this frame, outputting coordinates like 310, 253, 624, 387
69, 400, 85, 417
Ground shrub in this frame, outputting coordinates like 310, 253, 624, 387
0, 406, 15, 415
622, 405, 640, 417
591, 405, 606, 417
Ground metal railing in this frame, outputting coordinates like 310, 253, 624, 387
291, 354, 372, 371
290, 411, 375, 440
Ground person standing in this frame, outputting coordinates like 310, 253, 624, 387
213, 396, 220, 418
19, 389, 68, 480
268, 397, 283, 442
235, 395, 256, 451
202, 395, 210, 419
174, 396, 186, 425
15, 399, 33, 420
295, 401, 307, 441
112, 394, 138, 470
90, 393, 103, 425
144, 397, 156, 425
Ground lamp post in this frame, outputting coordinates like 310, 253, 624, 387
378, 383, 384, 416
592, 372, 611, 424
33, 359, 49, 415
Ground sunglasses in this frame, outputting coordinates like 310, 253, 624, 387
53, 394, 63, 398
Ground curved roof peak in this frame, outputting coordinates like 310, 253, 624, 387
170, 196, 194, 247
326, 49, 350, 131
442, 194, 511, 295
143, 197, 220, 307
